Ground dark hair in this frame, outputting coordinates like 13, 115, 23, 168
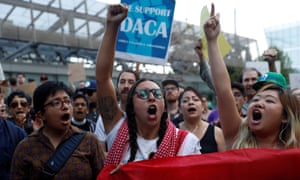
125, 78, 168, 161
6, 90, 31, 106
9, 77, 17, 86
178, 86, 204, 107
231, 82, 246, 97
116, 70, 140, 85
17, 72, 26, 77
33, 81, 73, 113
72, 93, 89, 105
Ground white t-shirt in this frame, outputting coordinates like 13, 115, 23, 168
107, 117, 201, 163
94, 115, 107, 141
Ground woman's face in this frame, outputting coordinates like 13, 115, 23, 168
42, 90, 73, 132
180, 90, 203, 121
291, 88, 300, 103
247, 89, 286, 136
133, 81, 165, 130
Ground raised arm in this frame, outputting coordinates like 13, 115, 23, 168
194, 39, 215, 92
96, 4, 128, 134
263, 48, 277, 72
204, 4, 241, 149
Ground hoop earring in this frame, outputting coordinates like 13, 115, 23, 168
279, 122, 288, 144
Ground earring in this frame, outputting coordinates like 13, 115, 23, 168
279, 123, 288, 144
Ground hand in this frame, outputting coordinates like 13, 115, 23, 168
194, 39, 205, 60
0, 103, 8, 119
31, 117, 43, 131
110, 162, 124, 175
204, 3, 220, 42
263, 48, 278, 63
107, 4, 128, 26
15, 113, 27, 128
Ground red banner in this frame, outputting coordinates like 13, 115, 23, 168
98, 148, 300, 180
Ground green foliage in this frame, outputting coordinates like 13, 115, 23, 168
227, 66, 243, 83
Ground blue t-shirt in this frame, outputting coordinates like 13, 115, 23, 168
0, 119, 26, 180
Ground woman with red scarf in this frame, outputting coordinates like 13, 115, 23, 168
95, 4, 200, 173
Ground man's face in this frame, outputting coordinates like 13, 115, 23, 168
163, 84, 179, 103
42, 91, 73, 132
17, 74, 26, 85
232, 88, 246, 115
242, 70, 259, 100
73, 97, 88, 121
117, 72, 136, 103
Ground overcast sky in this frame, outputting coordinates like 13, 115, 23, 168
98, 0, 300, 57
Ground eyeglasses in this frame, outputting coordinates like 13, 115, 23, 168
163, 87, 178, 92
73, 102, 87, 107
135, 89, 163, 99
10, 101, 28, 108
44, 98, 72, 109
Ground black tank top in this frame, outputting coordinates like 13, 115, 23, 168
200, 124, 218, 153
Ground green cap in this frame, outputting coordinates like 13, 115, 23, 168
253, 72, 287, 90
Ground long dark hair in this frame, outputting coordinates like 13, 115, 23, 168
125, 78, 168, 161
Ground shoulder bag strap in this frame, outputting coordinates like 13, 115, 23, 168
42, 133, 86, 179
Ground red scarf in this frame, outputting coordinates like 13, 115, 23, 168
105, 119, 188, 166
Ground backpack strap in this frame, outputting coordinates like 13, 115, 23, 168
175, 130, 188, 154
42, 133, 86, 179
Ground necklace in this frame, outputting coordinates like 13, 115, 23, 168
183, 123, 200, 133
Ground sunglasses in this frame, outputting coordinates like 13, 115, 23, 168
10, 101, 28, 108
135, 89, 163, 99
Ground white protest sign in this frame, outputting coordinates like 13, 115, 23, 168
289, 73, 300, 89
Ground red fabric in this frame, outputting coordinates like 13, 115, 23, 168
104, 118, 129, 166
105, 119, 188, 166
98, 148, 300, 180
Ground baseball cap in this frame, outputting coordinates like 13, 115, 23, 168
253, 72, 287, 90
83, 80, 96, 91
162, 79, 179, 88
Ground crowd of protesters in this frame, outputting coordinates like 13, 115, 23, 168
1, 3, 300, 180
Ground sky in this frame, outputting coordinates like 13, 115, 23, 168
98, 0, 300, 58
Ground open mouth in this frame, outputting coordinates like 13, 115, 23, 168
148, 105, 157, 115
252, 109, 262, 121
76, 111, 84, 115
61, 113, 70, 121
187, 107, 196, 112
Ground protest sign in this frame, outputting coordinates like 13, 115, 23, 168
68, 63, 86, 83
115, 0, 175, 65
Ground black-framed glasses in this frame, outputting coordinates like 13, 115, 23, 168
135, 89, 163, 99
44, 98, 72, 109
10, 101, 28, 108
